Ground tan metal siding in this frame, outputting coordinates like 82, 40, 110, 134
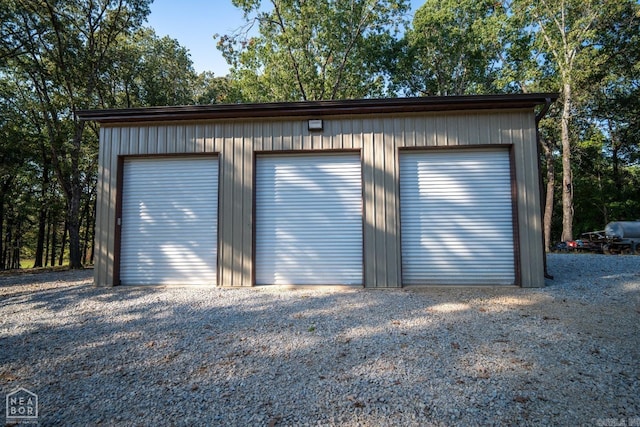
94, 126, 119, 286
362, 118, 402, 287
93, 127, 108, 286
218, 123, 253, 287
94, 110, 544, 288
361, 111, 531, 288
512, 113, 545, 287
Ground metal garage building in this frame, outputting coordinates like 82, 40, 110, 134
78, 94, 556, 288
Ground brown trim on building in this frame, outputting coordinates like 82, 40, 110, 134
398, 144, 510, 152
394, 145, 404, 288
254, 148, 361, 156
251, 153, 257, 287
77, 94, 558, 124
113, 156, 124, 286
359, 150, 366, 289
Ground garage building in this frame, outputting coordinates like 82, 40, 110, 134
78, 94, 556, 288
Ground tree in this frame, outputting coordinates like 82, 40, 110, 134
588, 0, 640, 192
511, 0, 613, 242
580, 0, 640, 227
537, 113, 560, 251
217, 0, 409, 101
135, 30, 199, 106
101, 28, 200, 108
395, 0, 506, 96
0, 83, 31, 269
194, 72, 241, 105
1, 0, 152, 268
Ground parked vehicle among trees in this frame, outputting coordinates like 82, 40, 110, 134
556, 221, 640, 254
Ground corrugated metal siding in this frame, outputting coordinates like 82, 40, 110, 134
362, 118, 401, 287
255, 154, 363, 285
510, 113, 543, 287
400, 149, 515, 285
120, 157, 218, 285
93, 110, 545, 288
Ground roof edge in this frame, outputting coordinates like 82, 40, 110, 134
77, 93, 559, 124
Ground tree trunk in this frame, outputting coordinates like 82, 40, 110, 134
541, 137, 555, 252
67, 183, 83, 269
0, 181, 12, 270
5, 221, 14, 269
50, 219, 57, 267
89, 197, 96, 264
59, 220, 68, 266
0, 189, 4, 270
597, 173, 608, 225
52, 128, 84, 269
81, 191, 94, 264
33, 206, 48, 268
82, 209, 89, 265
2, 230, 8, 270
0, 196, 4, 270
44, 210, 51, 267
12, 223, 21, 269
66, 121, 85, 270
561, 82, 574, 242
33, 157, 50, 268
611, 141, 622, 202
607, 119, 622, 198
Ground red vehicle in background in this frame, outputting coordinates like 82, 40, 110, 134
555, 221, 640, 254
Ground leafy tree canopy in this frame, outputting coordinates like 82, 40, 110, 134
394, 0, 506, 96
217, 0, 410, 101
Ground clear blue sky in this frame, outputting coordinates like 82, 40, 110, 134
146, 0, 425, 76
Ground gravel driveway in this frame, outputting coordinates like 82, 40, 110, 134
1, 254, 639, 426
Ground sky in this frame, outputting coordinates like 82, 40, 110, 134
146, 0, 425, 76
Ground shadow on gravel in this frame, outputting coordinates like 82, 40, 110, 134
0, 254, 638, 425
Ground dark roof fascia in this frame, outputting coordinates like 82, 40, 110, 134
76, 93, 559, 124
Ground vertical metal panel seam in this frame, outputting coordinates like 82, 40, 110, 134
361, 119, 374, 287
386, 118, 400, 287
515, 113, 531, 286
363, 119, 373, 286
243, 122, 253, 286
373, 118, 384, 287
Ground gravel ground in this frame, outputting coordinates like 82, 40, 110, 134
0, 254, 639, 426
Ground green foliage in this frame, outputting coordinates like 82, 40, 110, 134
194, 72, 242, 104
217, 0, 410, 101
587, 0, 640, 165
103, 28, 200, 107
0, 0, 154, 269
394, 0, 506, 96
569, 0, 640, 234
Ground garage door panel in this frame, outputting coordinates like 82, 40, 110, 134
400, 149, 515, 286
120, 157, 218, 285
255, 154, 363, 286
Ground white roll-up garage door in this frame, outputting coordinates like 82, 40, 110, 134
120, 157, 218, 285
255, 154, 363, 285
400, 149, 515, 285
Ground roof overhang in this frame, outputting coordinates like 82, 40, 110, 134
76, 93, 558, 124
